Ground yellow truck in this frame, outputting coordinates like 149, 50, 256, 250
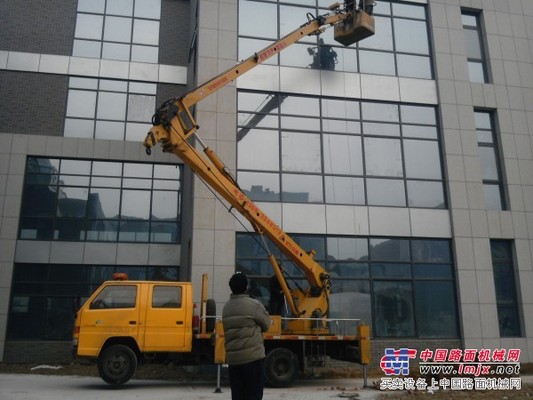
73, 0, 374, 387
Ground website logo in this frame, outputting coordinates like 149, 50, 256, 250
380, 348, 418, 376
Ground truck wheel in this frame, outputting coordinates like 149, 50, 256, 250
97, 344, 137, 385
206, 298, 216, 332
264, 348, 298, 388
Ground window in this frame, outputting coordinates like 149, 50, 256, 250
7, 263, 178, 340
475, 110, 506, 210
462, 10, 489, 83
19, 157, 182, 244
238, 0, 433, 79
490, 241, 522, 337
64, 78, 156, 140
91, 285, 137, 309
74, 0, 161, 63
237, 92, 445, 208
153, 286, 182, 308
236, 233, 459, 339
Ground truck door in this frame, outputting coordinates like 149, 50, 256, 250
77, 284, 141, 356
142, 284, 192, 352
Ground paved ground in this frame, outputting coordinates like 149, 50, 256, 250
1, 371, 532, 399
0, 374, 378, 400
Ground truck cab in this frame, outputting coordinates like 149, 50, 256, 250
73, 277, 194, 384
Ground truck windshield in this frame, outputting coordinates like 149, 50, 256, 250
90, 285, 137, 309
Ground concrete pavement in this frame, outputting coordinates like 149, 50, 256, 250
0, 374, 381, 400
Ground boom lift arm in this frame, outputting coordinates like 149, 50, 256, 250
143, 1, 374, 333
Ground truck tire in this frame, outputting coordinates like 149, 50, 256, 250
97, 344, 138, 385
264, 348, 298, 388
206, 298, 216, 332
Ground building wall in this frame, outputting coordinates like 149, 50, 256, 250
191, 0, 533, 364
0, 0, 532, 366
430, 0, 533, 360
0, 0, 192, 361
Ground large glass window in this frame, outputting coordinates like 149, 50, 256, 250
462, 10, 489, 83
475, 110, 506, 210
236, 233, 459, 338
74, 0, 161, 63
64, 78, 155, 140
237, 91, 445, 208
238, 0, 433, 79
19, 157, 181, 244
7, 263, 178, 340
490, 241, 522, 337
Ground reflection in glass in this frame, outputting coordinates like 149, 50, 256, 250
131, 45, 158, 63
134, 0, 161, 19
407, 181, 445, 209
57, 188, 89, 217
238, 171, 280, 202
104, 16, 132, 43
152, 191, 178, 220
88, 188, 120, 219
359, 50, 395, 75
394, 19, 429, 55
75, 14, 104, 40
73, 40, 102, 58
364, 138, 403, 177
127, 94, 156, 122
95, 121, 125, 140
86, 220, 118, 241
412, 240, 451, 262
323, 134, 362, 175
362, 102, 399, 122
367, 179, 405, 206
483, 183, 503, 210
371, 263, 411, 278
415, 281, 458, 337
280, 116, 320, 131
97, 92, 127, 120
238, 129, 279, 171
479, 147, 499, 180
363, 122, 400, 137
322, 99, 360, 120
106, 0, 134, 16
468, 61, 485, 83
325, 176, 365, 205
133, 19, 159, 45
78, 0, 105, 13
413, 264, 452, 279
359, 16, 393, 51
239, 0, 277, 38
373, 281, 415, 337
281, 132, 321, 173
67, 90, 97, 118
102, 43, 130, 61
282, 174, 323, 203
370, 238, 410, 261
404, 140, 442, 180
402, 125, 437, 139
327, 237, 368, 261
397, 54, 432, 79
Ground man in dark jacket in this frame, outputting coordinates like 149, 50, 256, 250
222, 272, 271, 400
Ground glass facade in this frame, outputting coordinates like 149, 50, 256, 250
490, 241, 522, 337
237, 92, 445, 208
474, 110, 506, 210
19, 157, 182, 244
462, 10, 489, 83
236, 233, 459, 338
74, 0, 161, 63
64, 78, 156, 140
239, 0, 433, 78
7, 263, 178, 340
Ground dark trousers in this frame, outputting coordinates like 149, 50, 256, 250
228, 358, 265, 400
